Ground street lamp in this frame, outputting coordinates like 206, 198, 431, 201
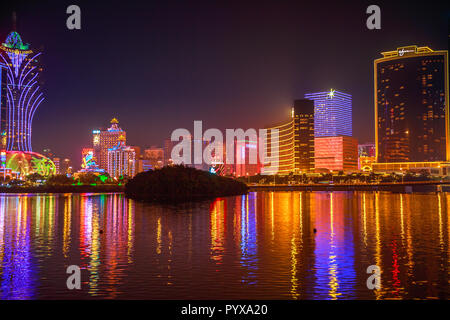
400, 168, 404, 183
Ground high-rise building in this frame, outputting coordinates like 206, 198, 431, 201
373, 46, 449, 172
293, 99, 315, 172
263, 99, 315, 175
0, 31, 44, 151
264, 117, 294, 175
93, 118, 126, 171
315, 136, 358, 172
0, 30, 55, 178
52, 157, 60, 174
60, 158, 72, 175
163, 138, 175, 166
304, 89, 352, 138
107, 135, 136, 178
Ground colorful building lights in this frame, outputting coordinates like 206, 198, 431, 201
93, 118, 126, 171
0, 31, 44, 152
304, 90, 352, 138
314, 136, 358, 172
1, 151, 56, 177
373, 46, 449, 173
107, 135, 136, 178
263, 99, 315, 175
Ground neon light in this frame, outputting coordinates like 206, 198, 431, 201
4, 151, 55, 177
328, 88, 335, 99
305, 90, 352, 138
1, 32, 43, 152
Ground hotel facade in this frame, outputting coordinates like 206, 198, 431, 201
304, 90, 352, 138
263, 99, 315, 175
93, 118, 127, 171
373, 45, 449, 173
305, 89, 358, 172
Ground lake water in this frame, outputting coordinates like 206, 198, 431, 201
0, 191, 449, 299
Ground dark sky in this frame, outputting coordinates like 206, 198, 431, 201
0, 0, 448, 168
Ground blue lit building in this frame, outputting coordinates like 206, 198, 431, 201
304, 89, 352, 137
0, 31, 44, 151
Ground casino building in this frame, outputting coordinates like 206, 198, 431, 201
0, 30, 55, 178
263, 99, 315, 175
372, 46, 449, 173
305, 89, 358, 173
93, 118, 127, 171
305, 90, 352, 138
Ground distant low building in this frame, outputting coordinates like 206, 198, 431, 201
144, 147, 164, 169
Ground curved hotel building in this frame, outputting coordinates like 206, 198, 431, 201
263, 117, 295, 175
263, 99, 314, 175
373, 46, 449, 173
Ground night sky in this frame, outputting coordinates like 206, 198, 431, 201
0, 0, 448, 168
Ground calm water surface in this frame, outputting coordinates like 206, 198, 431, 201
0, 191, 449, 299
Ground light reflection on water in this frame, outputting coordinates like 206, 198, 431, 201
0, 191, 449, 299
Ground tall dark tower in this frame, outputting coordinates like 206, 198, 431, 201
373, 45, 449, 173
0, 31, 44, 151
293, 99, 315, 172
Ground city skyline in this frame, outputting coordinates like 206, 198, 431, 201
0, 0, 447, 168
0, 1, 449, 305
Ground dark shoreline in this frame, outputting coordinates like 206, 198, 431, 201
0, 185, 125, 194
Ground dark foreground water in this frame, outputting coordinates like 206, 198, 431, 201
0, 191, 449, 299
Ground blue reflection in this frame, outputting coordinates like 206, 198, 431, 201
240, 193, 258, 284
0, 197, 37, 299
313, 193, 356, 299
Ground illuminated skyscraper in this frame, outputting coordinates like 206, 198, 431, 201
263, 99, 315, 175
107, 135, 136, 178
304, 89, 352, 137
0, 31, 44, 151
0, 30, 55, 178
293, 99, 315, 172
93, 118, 126, 171
264, 115, 294, 175
373, 46, 449, 172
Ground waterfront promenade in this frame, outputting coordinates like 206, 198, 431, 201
248, 181, 449, 193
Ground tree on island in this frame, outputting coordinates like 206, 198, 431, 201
76, 172, 100, 185
125, 165, 249, 203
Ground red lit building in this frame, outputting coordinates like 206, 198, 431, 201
314, 136, 358, 172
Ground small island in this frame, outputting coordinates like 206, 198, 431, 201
125, 165, 249, 203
